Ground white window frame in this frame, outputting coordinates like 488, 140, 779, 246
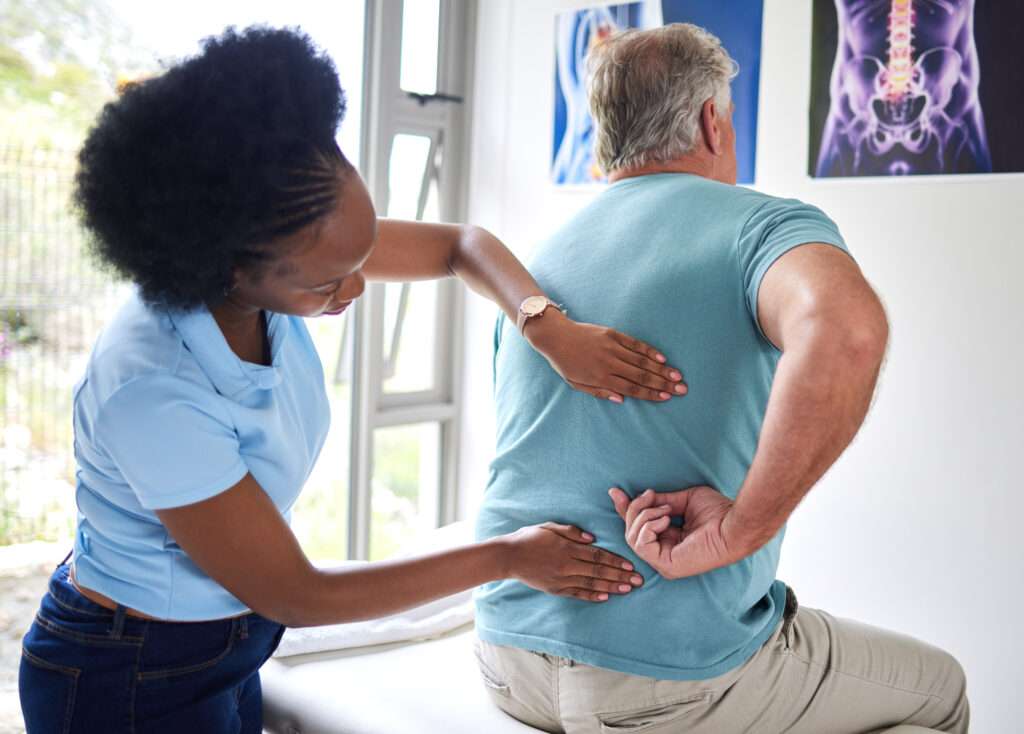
346, 0, 476, 560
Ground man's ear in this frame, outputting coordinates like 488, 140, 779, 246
700, 97, 724, 156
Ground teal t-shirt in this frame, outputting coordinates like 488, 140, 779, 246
475, 173, 850, 680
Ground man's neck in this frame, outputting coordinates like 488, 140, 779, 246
607, 156, 718, 184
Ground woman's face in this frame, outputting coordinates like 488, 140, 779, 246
231, 172, 377, 318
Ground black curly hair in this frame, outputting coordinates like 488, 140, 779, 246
74, 25, 351, 309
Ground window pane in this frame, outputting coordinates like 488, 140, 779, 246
382, 281, 438, 394
382, 133, 440, 395
291, 311, 354, 562
400, 0, 440, 95
386, 133, 433, 219
370, 422, 441, 560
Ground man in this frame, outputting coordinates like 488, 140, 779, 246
474, 23, 969, 734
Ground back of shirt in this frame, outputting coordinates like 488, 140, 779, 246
475, 173, 848, 680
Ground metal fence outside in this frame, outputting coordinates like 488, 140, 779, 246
0, 145, 127, 545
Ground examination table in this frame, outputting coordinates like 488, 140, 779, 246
260, 621, 535, 734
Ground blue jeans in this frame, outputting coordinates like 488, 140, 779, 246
19, 558, 286, 733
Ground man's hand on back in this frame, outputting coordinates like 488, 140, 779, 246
609, 487, 747, 579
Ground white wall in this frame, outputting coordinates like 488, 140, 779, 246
457, 2, 1024, 731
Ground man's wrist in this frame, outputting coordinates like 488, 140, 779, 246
721, 506, 775, 559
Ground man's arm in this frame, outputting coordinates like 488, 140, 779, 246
721, 243, 888, 554
610, 243, 888, 578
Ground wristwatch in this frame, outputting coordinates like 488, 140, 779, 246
516, 296, 563, 334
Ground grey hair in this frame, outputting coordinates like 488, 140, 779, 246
586, 23, 739, 174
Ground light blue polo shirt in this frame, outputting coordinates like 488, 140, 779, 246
71, 290, 329, 620
475, 173, 850, 680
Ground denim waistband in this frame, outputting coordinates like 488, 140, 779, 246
49, 558, 120, 619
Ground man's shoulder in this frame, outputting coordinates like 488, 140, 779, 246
598, 174, 813, 220
719, 185, 819, 219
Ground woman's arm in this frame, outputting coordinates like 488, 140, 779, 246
363, 219, 687, 403
156, 472, 643, 627
364, 220, 547, 321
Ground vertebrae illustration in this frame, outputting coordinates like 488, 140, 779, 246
884, 0, 915, 101
816, 0, 991, 176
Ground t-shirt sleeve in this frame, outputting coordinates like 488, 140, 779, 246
95, 375, 249, 510
736, 197, 852, 342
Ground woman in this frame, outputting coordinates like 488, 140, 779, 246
18, 27, 687, 732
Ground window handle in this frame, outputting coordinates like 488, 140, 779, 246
406, 92, 464, 106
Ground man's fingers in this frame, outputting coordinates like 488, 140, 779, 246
608, 488, 630, 520
650, 487, 707, 515
638, 515, 672, 545
624, 489, 658, 530
627, 505, 672, 546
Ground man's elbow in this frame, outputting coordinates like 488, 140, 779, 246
842, 298, 889, 369
796, 296, 889, 371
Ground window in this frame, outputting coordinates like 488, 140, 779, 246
348, 0, 473, 560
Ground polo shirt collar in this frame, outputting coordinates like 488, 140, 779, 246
166, 305, 288, 397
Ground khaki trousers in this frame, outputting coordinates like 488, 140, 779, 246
474, 588, 969, 734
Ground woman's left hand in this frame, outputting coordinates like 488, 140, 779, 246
524, 307, 687, 403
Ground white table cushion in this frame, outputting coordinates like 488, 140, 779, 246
261, 623, 539, 734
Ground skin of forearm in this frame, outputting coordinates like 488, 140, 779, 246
724, 317, 887, 556
283, 538, 510, 628
447, 225, 545, 322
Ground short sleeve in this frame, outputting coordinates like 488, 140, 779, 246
95, 375, 249, 510
736, 198, 852, 341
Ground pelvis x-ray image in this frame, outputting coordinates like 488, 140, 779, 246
552, 1, 764, 186
810, 0, 1024, 177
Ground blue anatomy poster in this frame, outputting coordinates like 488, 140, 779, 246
552, 0, 764, 185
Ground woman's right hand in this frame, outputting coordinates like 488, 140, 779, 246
499, 523, 644, 602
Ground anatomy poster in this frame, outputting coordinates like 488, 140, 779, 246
809, 0, 1024, 177
552, 0, 764, 186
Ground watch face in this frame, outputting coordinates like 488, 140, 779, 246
522, 296, 550, 316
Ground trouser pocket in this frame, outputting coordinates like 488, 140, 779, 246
597, 693, 713, 733
19, 612, 140, 733
473, 640, 512, 696
19, 648, 79, 734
